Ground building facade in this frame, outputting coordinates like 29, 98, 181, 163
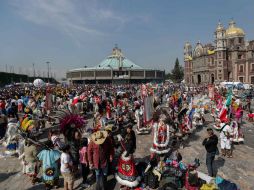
67, 46, 165, 84
184, 20, 254, 85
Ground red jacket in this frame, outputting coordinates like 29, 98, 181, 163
88, 137, 114, 169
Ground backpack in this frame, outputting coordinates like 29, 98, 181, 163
144, 170, 159, 189
218, 180, 238, 190
188, 171, 199, 186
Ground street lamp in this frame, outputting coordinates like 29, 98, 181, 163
46, 61, 50, 83
33, 63, 35, 78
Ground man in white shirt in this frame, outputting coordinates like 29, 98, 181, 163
220, 121, 233, 158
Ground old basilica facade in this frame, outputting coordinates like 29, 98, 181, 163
184, 20, 254, 85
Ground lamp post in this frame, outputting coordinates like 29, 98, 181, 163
46, 61, 50, 83
32, 63, 35, 79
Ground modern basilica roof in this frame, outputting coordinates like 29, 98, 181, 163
69, 46, 144, 72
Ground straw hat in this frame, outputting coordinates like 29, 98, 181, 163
105, 124, 114, 132
91, 130, 108, 145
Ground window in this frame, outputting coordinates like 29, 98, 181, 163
239, 65, 244, 72
239, 38, 242, 43
211, 57, 214, 64
251, 64, 254, 72
219, 70, 222, 73
238, 54, 242, 59
251, 77, 254, 84
239, 77, 244, 82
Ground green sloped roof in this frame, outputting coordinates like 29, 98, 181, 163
96, 57, 143, 69
68, 46, 145, 72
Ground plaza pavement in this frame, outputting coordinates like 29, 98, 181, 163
0, 112, 254, 190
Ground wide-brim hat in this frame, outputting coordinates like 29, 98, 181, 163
105, 124, 114, 132
91, 130, 108, 145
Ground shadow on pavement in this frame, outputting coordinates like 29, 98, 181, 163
214, 157, 225, 176
0, 172, 18, 183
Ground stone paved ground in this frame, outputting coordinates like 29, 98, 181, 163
0, 112, 254, 190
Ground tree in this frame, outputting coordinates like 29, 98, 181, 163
166, 58, 184, 83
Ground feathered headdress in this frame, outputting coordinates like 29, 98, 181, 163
53, 109, 86, 134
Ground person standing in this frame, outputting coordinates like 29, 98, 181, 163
23, 140, 39, 184
124, 125, 136, 157
79, 138, 90, 188
220, 121, 233, 158
0, 113, 8, 139
202, 128, 218, 177
88, 130, 114, 190
61, 144, 74, 190
37, 140, 61, 190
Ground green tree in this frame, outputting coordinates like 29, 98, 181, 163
166, 58, 184, 83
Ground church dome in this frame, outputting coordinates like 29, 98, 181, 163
226, 20, 245, 38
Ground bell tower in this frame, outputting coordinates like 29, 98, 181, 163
184, 42, 193, 85
215, 22, 226, 51
184, 42, 192, 60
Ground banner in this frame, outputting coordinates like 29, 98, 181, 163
143, 96, 154, 124
208, 85, 214, 99
45, 90, 53, 111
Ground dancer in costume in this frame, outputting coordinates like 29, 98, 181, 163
150, 114, 171, 155
135, 105, 150, 134
53, 109, 86, 173
115, 125, 140, 189
37, 140, 61, 190
230, 121, 244, 143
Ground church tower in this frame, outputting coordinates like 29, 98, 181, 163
184, 42, 192, 60
184, 42, 193, 84
215, 22, 226, 51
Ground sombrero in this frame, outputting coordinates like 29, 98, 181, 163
91, 130, 108, 145
105, 124, 114, 132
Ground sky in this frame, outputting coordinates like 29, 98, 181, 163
0, 0, 254, 79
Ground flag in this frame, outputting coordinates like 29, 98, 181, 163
219, 106, 228, 123
207, 50, 215, 55
225, 89, 232, 108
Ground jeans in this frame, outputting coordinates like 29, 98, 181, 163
206, 152, 216, 177
94, 164, 108, 190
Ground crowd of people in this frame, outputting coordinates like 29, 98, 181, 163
0, 83, 249, 190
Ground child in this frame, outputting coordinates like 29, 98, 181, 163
79, 138, 90, 188
61, 144, 74, 190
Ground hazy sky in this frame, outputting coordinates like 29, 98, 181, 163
0, 0, 253, 79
